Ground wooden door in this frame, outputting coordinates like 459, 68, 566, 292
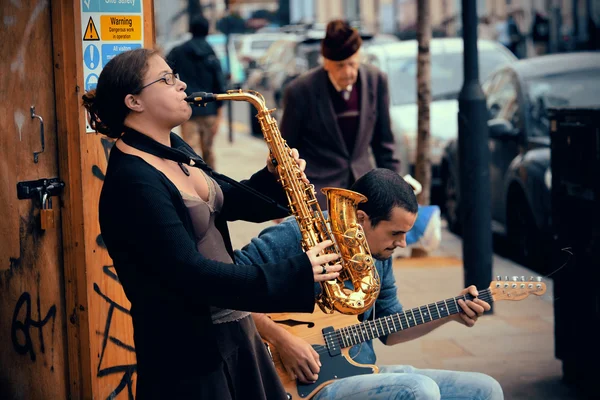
0, 1, 69, 399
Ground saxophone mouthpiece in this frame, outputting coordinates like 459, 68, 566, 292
185, 92, 217, 105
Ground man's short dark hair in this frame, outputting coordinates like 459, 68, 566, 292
190, 14, 209, 38
350, 169, 418, 227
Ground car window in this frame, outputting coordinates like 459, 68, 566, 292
527, 68, 600, 137
384, 48, 514, 106
251, 39, 276, 51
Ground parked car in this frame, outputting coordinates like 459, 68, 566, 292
248, 34, 302, 93
440, 52, 600, 268
236, 32, 285, 72
269, 36, 323, 109
363, 38, 517, 204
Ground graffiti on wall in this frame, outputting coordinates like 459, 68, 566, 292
92, 136, 138, 399
5, 207, 58, 368
94, 266, 136, 399
11, 290, 57, 364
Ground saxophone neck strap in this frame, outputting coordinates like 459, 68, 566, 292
120, 127, 289, 213
121, 127, 208, 170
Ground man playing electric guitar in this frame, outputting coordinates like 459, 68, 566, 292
235, 169, 504, 400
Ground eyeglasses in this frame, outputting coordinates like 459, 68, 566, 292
139, 72, 180, 91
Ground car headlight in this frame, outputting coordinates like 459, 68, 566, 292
544, 167, 552, 190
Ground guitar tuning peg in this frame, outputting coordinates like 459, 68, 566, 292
504, 276, 509, 281
512, 276, 518, 281
536, 276, 542, 282
520, 276, 525, 281
529, 276, 535, 281
496, 275, 501, 281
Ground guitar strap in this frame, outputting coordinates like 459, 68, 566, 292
120, 127, 289, 213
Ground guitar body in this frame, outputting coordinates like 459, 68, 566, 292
266, 308, 379, 399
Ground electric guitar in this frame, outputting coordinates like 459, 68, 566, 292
265, 277, 546, 400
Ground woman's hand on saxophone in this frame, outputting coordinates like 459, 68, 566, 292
305, 240, 342, 282
266, 148, 310, 184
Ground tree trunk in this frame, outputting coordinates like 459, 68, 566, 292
415, 0, 432, 205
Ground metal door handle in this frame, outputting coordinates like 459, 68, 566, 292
31, 106, 45, 163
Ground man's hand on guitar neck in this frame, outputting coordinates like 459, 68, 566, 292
386, 285, 492, 346
252, 313, 321, 383
453, 285, 491, 327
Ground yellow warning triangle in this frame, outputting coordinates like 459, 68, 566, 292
83, 17, 100, 41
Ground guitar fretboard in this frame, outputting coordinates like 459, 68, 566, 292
333, 289, 493, 348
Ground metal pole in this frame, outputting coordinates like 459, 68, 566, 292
458, 0, 493, 298
224, 0, 233, 143
549, 0, 560, 53
393, 0, 399, 33
374, 0, 381, 33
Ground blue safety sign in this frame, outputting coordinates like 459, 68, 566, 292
85, 73, 99, 91
81, 0, 141, 13
102, 43, 142, 67
84, 44, 100, 70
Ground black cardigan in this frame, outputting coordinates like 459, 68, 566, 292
99, 133, 314, 396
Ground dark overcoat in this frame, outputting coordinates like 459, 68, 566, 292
279, 64, 400, 207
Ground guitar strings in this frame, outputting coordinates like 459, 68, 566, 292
311, 291, 496, 356
303, 280, 543, 356
313, 294, 492, 355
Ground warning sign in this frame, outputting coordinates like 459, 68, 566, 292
83, 17, 100, 41
100, 15, 141, 41
81, 0, 144, 132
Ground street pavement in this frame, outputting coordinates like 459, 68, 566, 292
199, 108, 581, 400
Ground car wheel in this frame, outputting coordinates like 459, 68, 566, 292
507, 191, 544, 270
443, 168, 461, 234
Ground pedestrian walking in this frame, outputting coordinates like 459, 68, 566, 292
279, 19, 400, 209
532, 11, 550, 56
167, 14, 225, 169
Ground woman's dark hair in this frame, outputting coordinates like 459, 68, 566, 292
351, 168, 418, 227
81, 48, 158, 138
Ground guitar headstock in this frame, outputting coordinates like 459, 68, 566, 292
489, 276, 547, 301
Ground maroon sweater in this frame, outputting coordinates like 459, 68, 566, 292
327, 75, 361, 155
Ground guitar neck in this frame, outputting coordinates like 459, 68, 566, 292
334, 289, 493, 348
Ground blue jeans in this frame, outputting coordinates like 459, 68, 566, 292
312, 365, 503, 400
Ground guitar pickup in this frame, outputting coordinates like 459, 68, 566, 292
322, 326, 341, 356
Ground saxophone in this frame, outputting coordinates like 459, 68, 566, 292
186, 90, 379, 315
